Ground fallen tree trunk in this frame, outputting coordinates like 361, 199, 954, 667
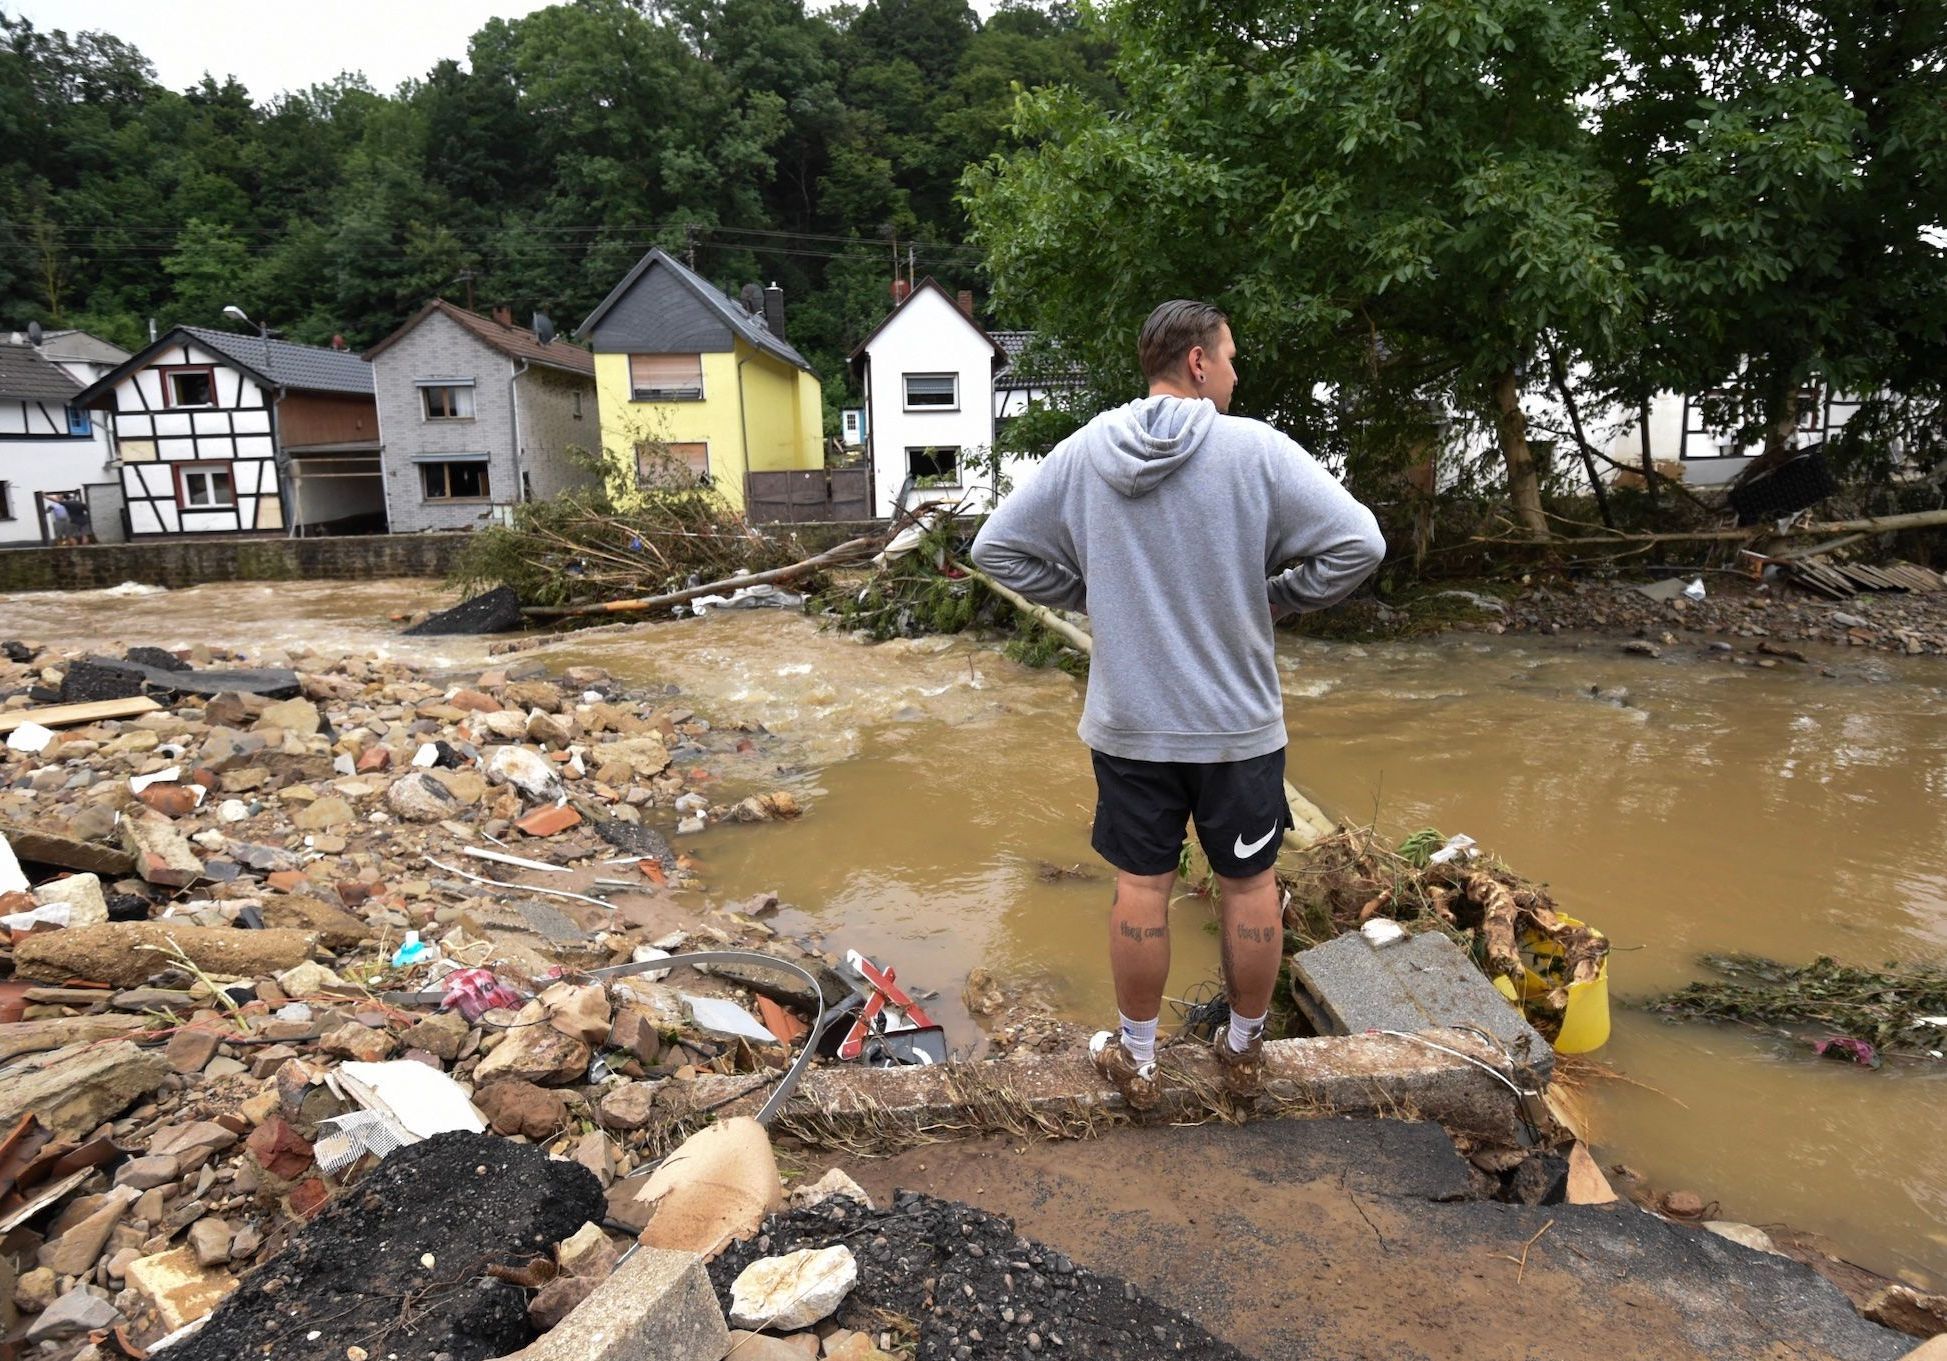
964, 566, 1336, 848
1480, 507, 1947, 549
520, 536, 883, 620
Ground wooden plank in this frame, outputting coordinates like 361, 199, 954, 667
0, 696, 161, 736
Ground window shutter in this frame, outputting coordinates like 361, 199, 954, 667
630, 354, 704, 398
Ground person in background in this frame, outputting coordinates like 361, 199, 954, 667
64, 493, 93, 545
43, 494, 71, 546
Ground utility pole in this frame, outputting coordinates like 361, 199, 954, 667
907, 244, 915, 290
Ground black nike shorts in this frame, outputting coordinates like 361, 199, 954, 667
1090, 747, 1293, 880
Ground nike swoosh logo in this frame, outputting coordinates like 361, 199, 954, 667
1234, 826, 1279, 859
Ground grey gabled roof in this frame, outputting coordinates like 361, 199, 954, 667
180, 325, 373, 395
32, 329, 131, 367
992, 329, 1090, 392
0, 343, 84, 400
576, 248, 815, 377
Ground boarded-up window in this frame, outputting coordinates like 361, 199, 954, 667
637, 441, 709, 486
630, 354, 705, 401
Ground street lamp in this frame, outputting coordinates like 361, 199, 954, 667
223, 305, 268, 338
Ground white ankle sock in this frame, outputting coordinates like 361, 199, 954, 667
1118, 1013, 1158, 1065
1226, 1010, 1265, 1054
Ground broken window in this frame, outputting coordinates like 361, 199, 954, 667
906, 446, 960, 484
903, 373, 958, 410
166, 368, 215, 408
178, 463, 235, 508
629, 354, 705, 401
421, 459, 490, 500
421, 384, 476, 420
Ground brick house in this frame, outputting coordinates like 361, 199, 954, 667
363, 301, 599, 532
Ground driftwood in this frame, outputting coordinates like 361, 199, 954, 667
1477, 507, 1947, 549
963, 565, 1338, 849
520, 536, 884, 620
0, 697, 162, 735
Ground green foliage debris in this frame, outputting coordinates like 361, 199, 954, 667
1653, 955, 1947, 1058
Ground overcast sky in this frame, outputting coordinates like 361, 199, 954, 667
10, 0, 562, 99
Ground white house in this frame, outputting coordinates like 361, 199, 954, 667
0, 331, 126, 545
850, 279, 1015, 518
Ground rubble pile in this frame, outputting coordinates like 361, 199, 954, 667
0, 639, 857, 1357
708, 1187, 1251, 1361
1503, 575, 1947, 656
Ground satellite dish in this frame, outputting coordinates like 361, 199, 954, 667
740, 283, 765, 317
532, 312, 556, 346
27, 321, 43, 346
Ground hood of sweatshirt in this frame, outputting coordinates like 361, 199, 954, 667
1087, 395, 1217, 498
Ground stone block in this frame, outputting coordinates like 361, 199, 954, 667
0, 1041, 168, 1140
1289, 930, 1554, 1081
123, 1245, 238, 1332
14, 922, 316, 990
31, 872, 109, 927
490, 1245, 727, 1361
119, 813, 204, 888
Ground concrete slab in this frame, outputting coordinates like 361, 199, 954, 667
491, 1245, 728, 1361
655, 1029, 1531, 1145
1290, 930, 1554, 1081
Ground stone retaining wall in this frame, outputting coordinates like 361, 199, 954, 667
0, 521, 903, 593
0, 534, 472, 593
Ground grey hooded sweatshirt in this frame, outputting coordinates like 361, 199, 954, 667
971, 395, 1384, 764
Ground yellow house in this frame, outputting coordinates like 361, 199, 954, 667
575, 247, 823, 514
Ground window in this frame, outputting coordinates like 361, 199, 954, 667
421, 459, 490, 500
903, 373, 958, 410
421, 384, 476, 420
906, 446, 960, 484
0, 481, 11, 521
636, 440, 709, 486
177, 463, 235, 508
629, 354, 705, 401
66, 406, 92, 436
166, 368, 215, 408
572, 390, 583, 420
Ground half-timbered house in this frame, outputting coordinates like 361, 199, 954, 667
73, 327, 381, 538
0, 334, 125, 545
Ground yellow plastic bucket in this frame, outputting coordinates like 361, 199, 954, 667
1490, 914, 1611, 1054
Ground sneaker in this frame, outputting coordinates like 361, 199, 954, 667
1089, 1031, 1161, 1111
1212, 1028, 1264, 1096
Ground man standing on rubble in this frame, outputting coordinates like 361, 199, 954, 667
970, 300, 1385, 1109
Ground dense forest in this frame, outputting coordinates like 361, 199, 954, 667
0, 0, 1113, 431
4, 0, 1942, 528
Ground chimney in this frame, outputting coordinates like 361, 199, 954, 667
492, 306, 514, 327
330, 334, 347, 350
891, 279, 911, 304
763, 282, 786, 341
957, 290, 975, 320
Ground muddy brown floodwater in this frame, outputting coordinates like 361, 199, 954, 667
6, 577, 1946, 1289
